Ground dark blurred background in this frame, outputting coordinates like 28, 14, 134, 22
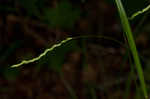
0, 0, 150, 98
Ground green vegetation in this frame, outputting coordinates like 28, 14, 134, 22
114, 0, 148, 98
129, 4, 150, 20
11, 38, 72, 68
0, 0, 150, 98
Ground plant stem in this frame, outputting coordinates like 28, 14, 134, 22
114, 0, 148, 98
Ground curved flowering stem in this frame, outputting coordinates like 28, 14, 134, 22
11, 38, 72, 68
129, 4, 150, 20
10, 35, 124, 68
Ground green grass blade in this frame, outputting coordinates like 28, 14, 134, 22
114, 0, 148, 98
129, 4, 150, 20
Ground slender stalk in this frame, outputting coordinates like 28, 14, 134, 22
129, 4, 150, 20
10, 35, 124, 68
114, 0, 148, 98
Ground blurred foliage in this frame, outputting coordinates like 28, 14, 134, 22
19, 0, 40, 16
0, 40, 23, 62
3, 68, 20, 81
0, 0, 81, 29
19, 0, 81, 29
43, 1, 81, 29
